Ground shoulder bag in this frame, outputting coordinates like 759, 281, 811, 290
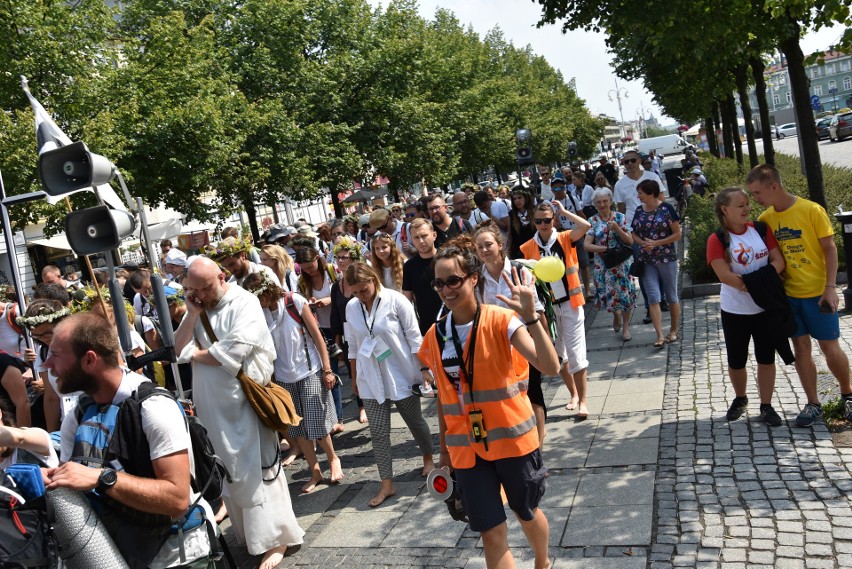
601, 223, 633, 269
199, 311, 302, 434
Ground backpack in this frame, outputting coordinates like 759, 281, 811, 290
0, 491, 57, 569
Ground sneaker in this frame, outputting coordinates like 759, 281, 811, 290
795, 403, 823, 427
759, 405, 783, 427
844, 398, 852, 422
660, 300, 669, 312
726, 397, 748, 421
642, 311, 652, 324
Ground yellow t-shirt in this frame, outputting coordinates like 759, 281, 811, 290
758, 197, 833, 298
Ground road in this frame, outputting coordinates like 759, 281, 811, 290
750, 135, 852, 170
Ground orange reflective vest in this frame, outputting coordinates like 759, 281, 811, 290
520, 232, 585, 309
418, 304, 538, 469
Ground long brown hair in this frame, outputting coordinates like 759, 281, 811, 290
370, 233, 404, 290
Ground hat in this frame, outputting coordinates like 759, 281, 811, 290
369, 209, 391, 230
164, 248, 187, 267
298, 226, 318, 238
550, 176, 566, 187
553, 171, 565, 181
599, 154, 608, 160
691, 167, 702, 175
358, 214, 371, 228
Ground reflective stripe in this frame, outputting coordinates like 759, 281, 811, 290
565, 265, 579, 276
461, 380, 529, 405
441, 402, 463, 416
445, 433, 470, 447
486, 415, 538, 442
568, 287, 583, 297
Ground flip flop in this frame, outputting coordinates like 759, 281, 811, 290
653, 339, 665, 349
665, 333, 679, 344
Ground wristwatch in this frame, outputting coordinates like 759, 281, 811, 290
97, 467, 118, 493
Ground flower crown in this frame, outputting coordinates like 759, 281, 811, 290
205, 236, 253, 261
332, 236, 361, 259
245, 270, 277, 298
70, 286, 136, 323
17, 306, 71, 330
0, 284, 17, 303
150, 287, 185, 307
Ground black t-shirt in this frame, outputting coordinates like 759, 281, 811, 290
402, 254, 443, 336
434, 217, 472, 250
597, 163, 617, 186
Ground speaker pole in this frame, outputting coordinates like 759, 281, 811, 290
0, 168, 36, 353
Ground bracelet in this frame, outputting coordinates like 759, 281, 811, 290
322, 369, 334, 375
523, 316, 540, 327
420, 367, 430, 372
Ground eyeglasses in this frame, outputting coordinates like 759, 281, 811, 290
428, 205, 445, 212
534, 217, 554, 225
405, 212, 417, 218
431, 274, 470, 291
335, 255, 351, 261
623, 158, 638, 164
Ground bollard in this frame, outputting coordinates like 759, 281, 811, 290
835, 210, 852, 312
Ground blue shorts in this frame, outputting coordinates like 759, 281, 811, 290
455, 449, 547, 532
788, 296, 840, 341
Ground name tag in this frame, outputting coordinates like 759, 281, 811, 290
359, 337, 376, 357
373, 338, 393, 362
550, 278, 567, 300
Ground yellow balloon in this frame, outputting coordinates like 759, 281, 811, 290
533, 256, 565, 283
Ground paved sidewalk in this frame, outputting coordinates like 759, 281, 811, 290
220, 291, 852, 568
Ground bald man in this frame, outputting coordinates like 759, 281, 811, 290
175, 257, 304, 568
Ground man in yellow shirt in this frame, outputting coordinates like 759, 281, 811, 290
747, 164, 850, 427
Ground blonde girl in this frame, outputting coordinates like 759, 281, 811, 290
370, 233, 404, 291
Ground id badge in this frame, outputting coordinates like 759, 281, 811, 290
359, 337, 377, 358
550, 278, 567, 301
373, 338, 392, 362
469, 409, 487, 442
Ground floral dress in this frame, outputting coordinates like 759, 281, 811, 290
588, 212, 636, 312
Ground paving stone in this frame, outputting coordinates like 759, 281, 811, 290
562, 505, 653, 546
584, 436, 659, 468
573, 471, 654, 507
313, 511, 402, 547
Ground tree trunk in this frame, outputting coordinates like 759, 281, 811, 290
727, 93, 744, 167
750, 53, 775, 166
735, 64, 759, 169
719, 99, 733, 159
329, 184, 343, 219
712, 101, 723, 158
779, 19, 826, 209
242, 199, 260, 244
705, 116, 719, 157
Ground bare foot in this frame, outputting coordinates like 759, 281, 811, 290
329, 456, 344, 483
577, 402, 589, 420
565, 396, 579, 411
368, 487, 397, 508
331, 423, 346, 435
258, 545, 287, 569
281, 451, 302, 467
358, 408, 368, 424
301, 472, 324, 494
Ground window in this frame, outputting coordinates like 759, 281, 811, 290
841, 60, 851, 72
812, 67, 823, 78
786, 92, 792, 103
814, 85, 823, 96
844, 77, 851, 91
773, 94, 781, 106
779, 75, 786, 84
828, 80, 837, 91
827, 63, 836, 75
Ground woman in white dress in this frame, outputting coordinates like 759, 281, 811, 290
345, 262, 434, 507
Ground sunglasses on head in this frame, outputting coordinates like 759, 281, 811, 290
431, 274, 470, 291
534, 217, 553, 225
623, 158, 639, 164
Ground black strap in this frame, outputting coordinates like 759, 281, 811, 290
448, 304, 480, 403
359, 297, 383, 339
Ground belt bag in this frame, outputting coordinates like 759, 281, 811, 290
199, 311, 302, 434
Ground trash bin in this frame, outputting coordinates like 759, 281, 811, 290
835, 210, 852, 312
663, 168, 684, 200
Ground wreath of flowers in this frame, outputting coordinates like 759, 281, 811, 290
16, 306, 71, 330
205, 236, 253, 261
245, 270, 276, 298
70, 286, 136, 323
332, 236, 362, 260
0, 284, 16, 303
152, 286, 185, 307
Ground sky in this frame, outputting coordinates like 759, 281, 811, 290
368, 0, 847, 125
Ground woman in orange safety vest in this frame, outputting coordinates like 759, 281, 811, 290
418, 238, 559, 569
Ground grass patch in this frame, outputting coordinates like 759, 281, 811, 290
823, 396, 850, 431
684, 152, 849, 284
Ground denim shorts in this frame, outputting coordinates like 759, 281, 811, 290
788, 296, 840, 341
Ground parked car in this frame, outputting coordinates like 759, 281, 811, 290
774, 123, 798, 138
829, 112, 852, 141
816, 116, 834, 140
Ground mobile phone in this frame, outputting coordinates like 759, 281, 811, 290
819, 301, 835, 314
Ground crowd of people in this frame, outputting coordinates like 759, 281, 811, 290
0, 156, 848, 569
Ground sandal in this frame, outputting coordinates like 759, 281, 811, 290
653, 339, 665, 349
665, 333, 679, 344
622, 331, 632, 342
613, 313, 622, 333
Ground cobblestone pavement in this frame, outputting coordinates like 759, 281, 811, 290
219, 288, 852, 568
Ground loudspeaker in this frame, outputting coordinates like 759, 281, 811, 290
38, 141, 114, 196
65, 206, 136, 255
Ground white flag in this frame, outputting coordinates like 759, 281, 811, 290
21, 76, 128, 211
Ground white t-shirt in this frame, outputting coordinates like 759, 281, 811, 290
552, 191, 582, 230
490, 199, 509, 222
268, 294, 321, 383
312, 274, 333, 328
708, 225, 771, 315
469, 210, 489, 228
539, 182, 553, 201
439, 312, 523, 387
613, 170, 664, 228
0, 427, 59, 469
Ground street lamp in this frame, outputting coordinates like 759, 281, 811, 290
829, 87, 838, 113
608, 79, 629, 140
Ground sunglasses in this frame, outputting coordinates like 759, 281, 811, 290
623, 158, 639, 164
431, 274, 470, 291
534, 217, 554, 225
405, 212, 417, 218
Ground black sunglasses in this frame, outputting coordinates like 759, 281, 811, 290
431, 274, 470, 291
623, 158, 639, 164
534, 217, 554, 225
405, 212, 417, 218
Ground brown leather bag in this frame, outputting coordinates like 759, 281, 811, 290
199, 311, 302, 434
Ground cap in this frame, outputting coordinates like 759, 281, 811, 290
164, 248, 187, 267
691, 167, 702, 174
550, 177, 566, 188
358, 214, 371, 227
369, 209, 390, 230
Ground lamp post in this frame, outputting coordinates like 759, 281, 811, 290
608, 79, 629, 140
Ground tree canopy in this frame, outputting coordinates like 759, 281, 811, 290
0, 0, 604, 231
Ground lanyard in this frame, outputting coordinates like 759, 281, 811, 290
447, 303, 481, 402
359, 296, 382, 339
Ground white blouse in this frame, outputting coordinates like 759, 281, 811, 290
345, 288, 422, 403
266, 294, 321, 383
481, 258, 543, 313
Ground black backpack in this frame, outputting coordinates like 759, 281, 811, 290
0, 489, 58, 568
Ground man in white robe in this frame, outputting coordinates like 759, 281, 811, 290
175, 257, 304, 569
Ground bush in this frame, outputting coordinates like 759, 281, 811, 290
683, 152, 849, 284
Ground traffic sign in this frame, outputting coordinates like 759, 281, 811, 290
811, 95, 821, 104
